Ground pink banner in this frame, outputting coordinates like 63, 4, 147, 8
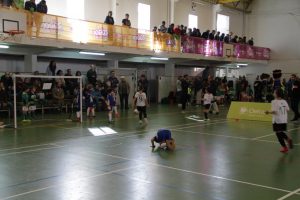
182, 36, 223, 57
182, 36, 271, 60
233, 44, 270, 60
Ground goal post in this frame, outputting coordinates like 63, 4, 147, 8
13, 74, 83, 128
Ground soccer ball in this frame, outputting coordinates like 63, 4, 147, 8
134, 109, 139, 114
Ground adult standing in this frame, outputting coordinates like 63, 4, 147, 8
138, 74, 148, 95
35, 0, 47, 37
108, 70, 119, 90
46, 60, 56, 76
181, 75, 189, 113
122, 13, 131, 27
290, 74, 300, 121
176, 76, 182, 106
104, 11, 114, 41
87, 65, 97, 86
118, 76, 130, 110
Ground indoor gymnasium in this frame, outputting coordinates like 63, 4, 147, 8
0, 0, 300, 199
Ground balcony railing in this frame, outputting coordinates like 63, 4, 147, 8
0, 6, 270, 60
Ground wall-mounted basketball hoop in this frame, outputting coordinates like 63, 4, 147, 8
0, 29, 24, 42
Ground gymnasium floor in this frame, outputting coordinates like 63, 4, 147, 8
0, 105, 300, 200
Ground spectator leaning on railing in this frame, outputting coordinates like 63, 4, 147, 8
122, 13, 131, 27
104, 11, 114, 25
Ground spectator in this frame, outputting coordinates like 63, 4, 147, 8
46, 60, 56, 76
248, 37, 254, 46
55, 70, 65, 86
52, 82, 64, 110
209, 30, 216, 40
2, 0, 13, 7
0, 81, 8, 110
104, 11, 114, 25
219, 33, 225, 41
159, 21, 167, 33
122, 13, 131, 27
201, 30, 210, 39
1, 72, 13, 90
174, 25, 181, 35
231, 35, 238, 43
214, 31, 220, 40
36, 0, 47, 13
152, 26, 158, 32
224, 34, 230, 43
118, 76, 130, 110
191, 28, 197, 37
25, 0, 36, 12
138, 74, 149, 95
195, 29, 201, 37
167, 23, 175, 34
242, 36, 247, 44
176, 76, 182, 106
108, 70, 119, 90
290, 74, 300, 121
65, 69, 76, 95
187, 28, 192, 36
87, 65, 97, 86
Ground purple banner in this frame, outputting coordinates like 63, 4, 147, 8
233, 44, 270, 60
182, 36, 223, 57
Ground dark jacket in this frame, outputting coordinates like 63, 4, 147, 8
105, 16, 114, 25
37, 1, 47, 13
25, 1, 36, 11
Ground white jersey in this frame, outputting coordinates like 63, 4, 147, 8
271, 99, 289, 124
135, 92, 147, 107
203, 93, 214, 105
176, 80, 182, 92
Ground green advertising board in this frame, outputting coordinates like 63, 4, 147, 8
227, 102, 272, 122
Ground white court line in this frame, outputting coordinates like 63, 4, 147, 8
83, 150, 294, 194
277, 187, 300, 200
186, 117, 205, 122
0, 147, 63, 157
252, 127, 300, 140
0, 166, 139, 200
0, 143, 59, 152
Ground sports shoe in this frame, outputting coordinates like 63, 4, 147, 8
139, 120, 143, 124
288, 139, 293, 149
144, 118, 148, 124
280, 147, 288, 153
204, 118, 210, 121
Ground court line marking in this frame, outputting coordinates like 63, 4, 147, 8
0, 143, 59, 152
277, 187, 300, 200
0, 120, 226, 155
185, 117, 205, 122
252, 127, 300, 140
83, 150, 294, 194
0, 166, 140, 200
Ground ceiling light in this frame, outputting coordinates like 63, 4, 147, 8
79, 51, 105, 56
236, 63, 248, 66
0, 45, 9, 49
150, 57, 169, 61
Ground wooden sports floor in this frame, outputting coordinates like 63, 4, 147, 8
0, 105, 300, 200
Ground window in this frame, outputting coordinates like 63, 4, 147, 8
138, 3, 150, 33
188, 14, 198, 29
217, 14, 229, 34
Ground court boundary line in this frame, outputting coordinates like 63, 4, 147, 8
82, 150, 295, 194
252, 127, 300, 140
0, 166, 140, 200
277, 187, 300, 200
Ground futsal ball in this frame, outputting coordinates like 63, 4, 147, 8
134, 109, 139, 114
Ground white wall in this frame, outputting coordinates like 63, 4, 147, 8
244, 0, 300, 76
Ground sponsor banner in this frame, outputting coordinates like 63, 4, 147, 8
227, 102, 272, 122
233, 44, 270, 60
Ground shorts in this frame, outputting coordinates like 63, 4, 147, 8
273, 123, 287, 132
153, 136, 160, 143
204, 104, 211, 109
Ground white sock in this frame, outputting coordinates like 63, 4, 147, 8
108, 113, 112, 121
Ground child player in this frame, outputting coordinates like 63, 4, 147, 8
107, 89, 119, 123
203, 88, 214, 121
265, 89, 293, 153
133, 87, 148, 125
151, 129, 176, 150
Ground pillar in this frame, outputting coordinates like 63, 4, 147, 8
165, 63, 175, 77
24, 54, 37, 72
107, 59, 119, 69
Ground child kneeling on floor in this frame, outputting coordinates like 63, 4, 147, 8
151, 129, 176, 150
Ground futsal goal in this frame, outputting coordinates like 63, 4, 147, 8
12, 74, 83, 128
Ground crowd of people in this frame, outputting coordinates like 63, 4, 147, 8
153, 21, 254, 46
0, 61, 151, 124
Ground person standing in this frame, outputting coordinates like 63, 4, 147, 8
108, 70, 119, 90
118, 76, 130, 110
122, 13, 131, 27
87, 65, 97, 86
104, 11, 114, 25
181, 75, 189, 113
290, 74, 300, 121
35, 0, 47, 37
138, 74, 148, 95
176, 76, 182, 107
265, 89, 293, 153
134, 87, 148, 125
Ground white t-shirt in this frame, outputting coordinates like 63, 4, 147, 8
177, 80, 182, 92
271, 99, 289, 124
135, 92, 147, 107
203, 93, 214, 105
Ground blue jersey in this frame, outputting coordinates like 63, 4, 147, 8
156, 129, 171, 143
85, 92, 95, 107
107, 94, 116, 106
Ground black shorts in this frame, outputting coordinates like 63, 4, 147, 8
273, 123, 287, 132
204, 104, 211, 109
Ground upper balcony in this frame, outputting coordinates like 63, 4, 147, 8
0, 6, 270, 64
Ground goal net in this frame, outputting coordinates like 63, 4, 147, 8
13, 74, 83, 128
